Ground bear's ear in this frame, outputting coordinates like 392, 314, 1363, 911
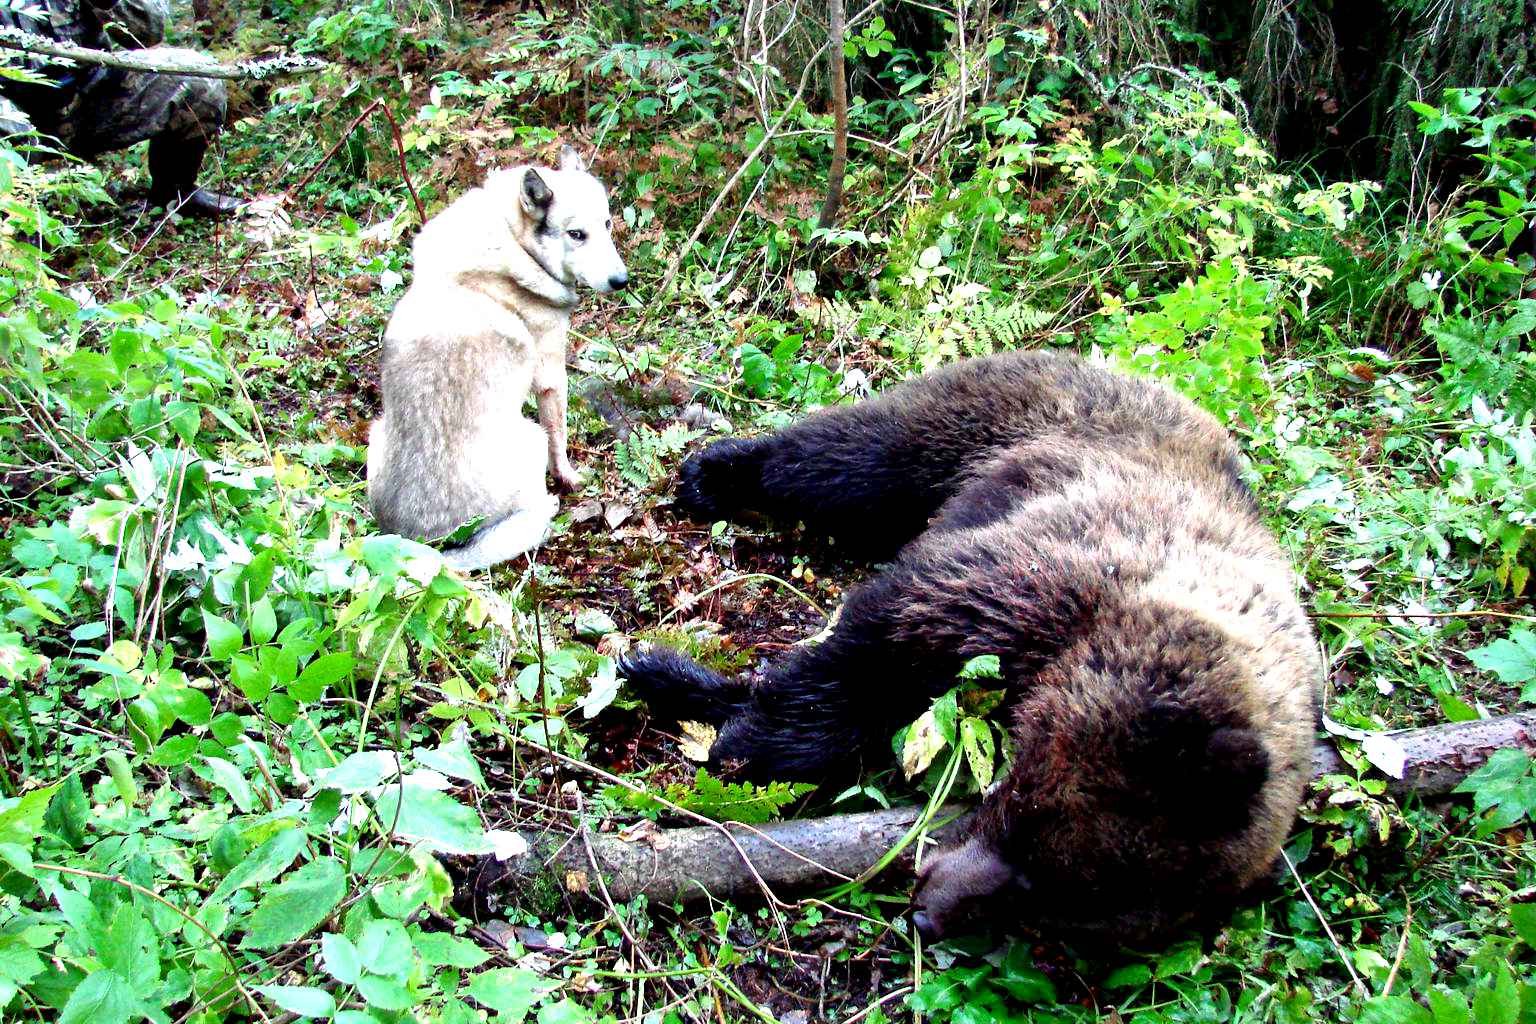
1131, 700, 1269, 832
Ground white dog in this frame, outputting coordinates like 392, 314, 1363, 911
367, 146, 627, 571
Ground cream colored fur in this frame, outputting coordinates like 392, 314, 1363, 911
366, 149, 626, 571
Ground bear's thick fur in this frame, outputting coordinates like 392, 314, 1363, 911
619, 350, 1321, 944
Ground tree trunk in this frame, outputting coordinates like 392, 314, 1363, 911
467, 712, 1536, 909
816, 0, 849, 231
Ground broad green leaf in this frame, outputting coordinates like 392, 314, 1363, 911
210, 826, 306, 904
901, 708, 946, 780
249, 597, 277, 645
1154, 940, 1204, 979
98, 903, 157, 987
202, 610, 243, 661
316, 751, 400, 794
229, 655, 270, 702
907, 971, 972, 1013
256, 985, 336, 1019
414, 734, 485, 788
201, 756, 256, 813
1358, 996, 1433, 1024
578, 657, 620, 720
58, 971, 143, 1024
1102, 963, 1152, 990
1467, 629, 1536, 686
149, 734, 199, 767
0, 784, 60, 846
959, 717, 995, 789
292, 652, 353, 702
467, 968, 551, 1020
358, 918, 412, 979
959, 654, 1001, 679
161, 685, 212, 726
1427, 986, 1470, 1024
1512, 904, 1536, 949
538, 1001, 594, 1024
412, 930, 490, 969
1453, 749, 1536, 835
358, 975, 416, 1012
44, 774, 89, 848
572, 608, 617, 639
1473, 963, 1520, 1024
373, 784, 491, 855
240, 857, 347, 950
321, 932, 362, 985
0, 934, 45, 988
0, 842, 35, 887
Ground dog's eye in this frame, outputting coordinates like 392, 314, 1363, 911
567, 229, 587, 242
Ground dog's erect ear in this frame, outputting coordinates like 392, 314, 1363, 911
558, 144, 587, 173
521, 169, 553, 215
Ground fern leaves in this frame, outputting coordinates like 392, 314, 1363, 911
605, 768, 815, 825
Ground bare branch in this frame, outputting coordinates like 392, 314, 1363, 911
0, 27, 326, 80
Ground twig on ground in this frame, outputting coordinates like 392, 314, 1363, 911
1282, 850, 1368, 999
1312, 608, 1536, 624
290, 98, 426, 224
1381, 900, 1413, 997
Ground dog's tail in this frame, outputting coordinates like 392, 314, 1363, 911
444, 494, 559, 572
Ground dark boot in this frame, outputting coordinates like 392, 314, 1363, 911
147, 134, 244, 218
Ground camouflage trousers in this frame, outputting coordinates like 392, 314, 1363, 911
10, 47, 226, 159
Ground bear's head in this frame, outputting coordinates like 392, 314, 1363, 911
911, 630, 1299, 946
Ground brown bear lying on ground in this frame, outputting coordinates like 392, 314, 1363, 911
619, 350, 1321, 944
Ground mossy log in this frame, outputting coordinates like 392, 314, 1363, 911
468, 712, 1536, 910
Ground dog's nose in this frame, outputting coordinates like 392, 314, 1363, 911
608, 271, 629, 290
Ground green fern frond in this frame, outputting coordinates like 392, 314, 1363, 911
604, 768, 815, 824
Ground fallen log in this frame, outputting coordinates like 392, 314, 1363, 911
0, 27, 326, 80
474, 712, 1536, 909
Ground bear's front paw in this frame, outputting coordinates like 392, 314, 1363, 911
675, 438, 767, 523
617, 646, 747, 724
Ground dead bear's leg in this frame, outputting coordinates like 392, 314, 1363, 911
675, 353, 1073, 555
623, 540, 1091, 781
622, 569, 950, 779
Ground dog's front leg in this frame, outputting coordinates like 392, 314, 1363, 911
535, 369, 584, 491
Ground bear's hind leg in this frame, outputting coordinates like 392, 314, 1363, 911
623, 566, 974, 781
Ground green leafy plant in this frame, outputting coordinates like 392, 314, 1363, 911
616, 422, 697, 489
897, 655, 1007, 794
1098, 258, 1274, 426
907, 945, 1058, 1021
1469, 627, 1536, 701
1454, 749, 1536, 836
607, 767, 814, 824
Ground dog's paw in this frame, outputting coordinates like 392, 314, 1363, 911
617, 646, 747, 725
675, 438, 766, 522
552, 460, 588, 493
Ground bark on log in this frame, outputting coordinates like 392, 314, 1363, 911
0, 27, 326, 80
477, 712, 1536, 908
